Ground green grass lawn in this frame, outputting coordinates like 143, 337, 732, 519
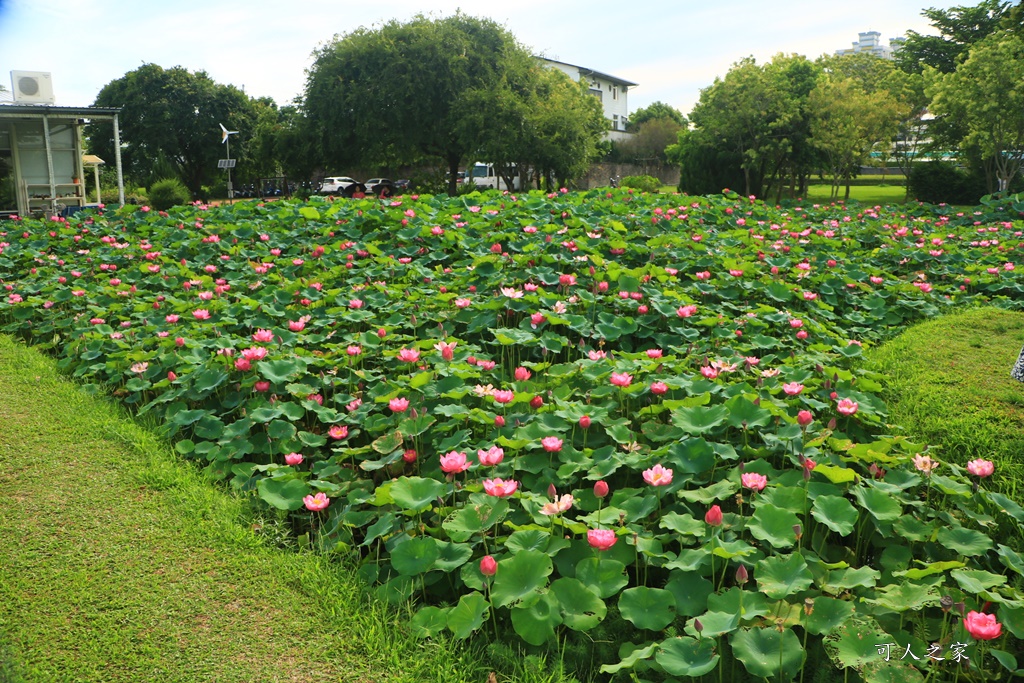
868, 306, 1024, 502
804, 183, 910, 205
0, 335, 548, 683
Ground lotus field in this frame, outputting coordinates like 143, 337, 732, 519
3, 189, 1024, 682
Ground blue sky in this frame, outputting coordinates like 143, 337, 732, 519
0, 0, 956, 117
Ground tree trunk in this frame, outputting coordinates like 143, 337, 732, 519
447, 155, 461, 196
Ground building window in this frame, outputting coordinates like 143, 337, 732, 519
613, 114, 619, 130
612, 86, 618, 100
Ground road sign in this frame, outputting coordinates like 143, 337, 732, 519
217, 159, 236, 169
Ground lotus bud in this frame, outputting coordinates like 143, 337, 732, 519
547, 483, 558, 500
953, 601, 966, 617
827, 417, 837, 430
593, 480, 609, 498
480, 555, 497, 577
735, 564, 749, 585
793, 524, 803, 541
693, 618, 704, 634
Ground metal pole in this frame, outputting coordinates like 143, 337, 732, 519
112, 113, 125, 207
93, 164, 102, 204
226, 135, 233, 201
42, 114, 56, 214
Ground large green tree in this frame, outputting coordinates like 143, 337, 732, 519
304, 13, 540, 195
926, 30, 1024, 192
88, 64, 259, 194
626, 101, 685, 131
895, 0, 1010, 74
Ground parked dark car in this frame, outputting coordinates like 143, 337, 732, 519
394, 179, 411, 191
365, 178, 395, 197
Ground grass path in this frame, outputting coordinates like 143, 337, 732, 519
868, 305, 1024, 496
0, 335, 484, 683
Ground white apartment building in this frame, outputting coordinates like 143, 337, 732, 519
538, 58, 636, 142
835, 32, 905, 60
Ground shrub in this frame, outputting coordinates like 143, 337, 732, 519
908, 162, 986, 205
147, 178, 191, 211
620, 174, 661, 193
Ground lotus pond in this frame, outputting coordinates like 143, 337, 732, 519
2, 189, 1024, 682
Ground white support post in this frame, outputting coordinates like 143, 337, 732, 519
112, 113, 125, 207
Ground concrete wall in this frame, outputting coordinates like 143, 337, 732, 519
578, 162, 680, 190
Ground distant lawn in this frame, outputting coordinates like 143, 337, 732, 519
803, 183, 910, 205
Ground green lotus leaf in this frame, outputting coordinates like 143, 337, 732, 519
619, 587, 676, 631
683, 610, 740, 638
432, 539, 473, 572
936, 526, 994, 556
446, 591, 489, 639
665, 571, 714, 616
708, 587, 770, 620
748, 503, 800, 549
950, 568, 1007, 594
824, 616, 891, 670
409, 605, 450, 639
575, 557, 628, 599
826, 566, 880, 591
510, 590, 562, 646
266, 418, 296, 440
730, 626, 803, 679
256, 477, 310, 511
811, 495, 859, 536
671, 404, 729, 435
724, 395, 772, 430
256, 358, 306, 383
599, 642, 660, 675
756, 553, 814, 599
893, 560, 964, 580
491, 549, 553, 608
802, 596, 855, 635
371, 430, 404, 454
389, 476, 445, 513
550, 577, 606, 630
655, 636, 719, 677
852, 485, 903, 522
391, 536, 439, 575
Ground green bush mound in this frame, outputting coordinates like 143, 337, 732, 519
148, 177, 191, 210
620, 175, 661, 193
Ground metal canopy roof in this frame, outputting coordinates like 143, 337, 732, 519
0, 104, 121, 119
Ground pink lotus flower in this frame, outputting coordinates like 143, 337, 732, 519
579, 415, 592, 429
646, 349, 663, 359
165, 314, 180, 323
479, 360, 496, 371
677, 304, 698, 318
480, 555, 498, 576
493, 390, 514, 404
782, 382, 804, 396
541, 494, 574, 516
695, 271, 711, 280
477, 446, 504, 466
347, 345, 362, 356
402, 449, 417, 463
705, 505, 723, 526
964, 611, 1002, 640
289, 320, 305, 332
587, 529, 618, 551
966, 459, 994, 477
789, 318, 803, 328
234, 358, 252, 371
741, 472, 768, 491
610, 372, 633, 387
254, 381, 270, 392
252, 329, 274, 342
303, 492, 330, 511
837, 398, 858, 415
588, 350, 607, 360
514, 366, 532, 381
530, 312, 546, 327
347, 398, 362, 412
483, 478, 519, 497
643, 464, 673, 486
729, 269, 744, 277
650, 381, 668, 395
434, 340, 457, 361
440, 451, 470, 474
192, 309, 210, 320
349, 299, 364, 309
913, 454, 939, 474
389, 397, 409, 413
797, 410, 813, 427
328, 425, 349, 440
541, 436, 563, 452
397, 348, 420, 363
455, 298, 471, 308
242, 346, 267, 361
285, 452, 304, 466
701, 366, 719, 379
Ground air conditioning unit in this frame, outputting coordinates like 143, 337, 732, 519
11, 71, 55, 105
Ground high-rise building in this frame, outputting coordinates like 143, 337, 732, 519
835, 32, 904, 60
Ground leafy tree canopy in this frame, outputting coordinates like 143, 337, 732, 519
304, 13, 542, 194
895, 0, 1011, 74
88, 64, 260, 194
626, 101, 685, 131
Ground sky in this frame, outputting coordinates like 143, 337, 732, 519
0, 0, 958, 117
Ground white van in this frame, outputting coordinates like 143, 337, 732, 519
468, 163, 521, 191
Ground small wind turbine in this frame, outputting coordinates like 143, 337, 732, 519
219, 123, 239, 199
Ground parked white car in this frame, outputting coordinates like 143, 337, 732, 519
318, 176, 359, 194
